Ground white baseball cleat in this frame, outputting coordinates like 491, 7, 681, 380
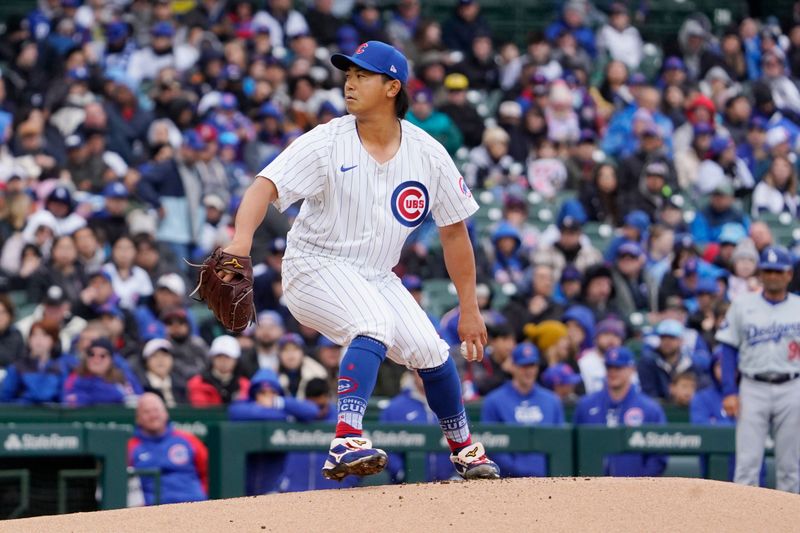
450, 442, 501, 480
321, 436, 388, 481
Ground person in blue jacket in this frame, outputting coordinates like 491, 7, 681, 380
573, 346, 668, 477
379, 372, 455, 483
0, 320, 64, 404
279, 378, 360, 492
481, 342, 565, 477
229, 368, 319, 495
690, 348, 766, 484
128, 393, 208, 505
62, 337, 141, 407
638, 319, 708, 401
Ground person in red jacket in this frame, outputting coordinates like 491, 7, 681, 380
187, 335, 249, 406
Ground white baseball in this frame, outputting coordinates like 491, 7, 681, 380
460, 341, 474, 361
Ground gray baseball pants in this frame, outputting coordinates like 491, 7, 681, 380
735, 376, 800, 492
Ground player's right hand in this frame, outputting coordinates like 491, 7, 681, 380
722, 394, 740, 418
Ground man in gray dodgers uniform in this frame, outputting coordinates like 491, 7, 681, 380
716, 245, 800, 492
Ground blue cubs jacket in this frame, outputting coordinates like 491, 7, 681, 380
573, 386, 667, 477
481, 381, 565, 477
128, 423, 208, 505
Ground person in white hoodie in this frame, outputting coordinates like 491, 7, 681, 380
751, 155, 799, 217
596, 3, 643, 71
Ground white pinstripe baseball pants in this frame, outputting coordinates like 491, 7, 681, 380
282, 256, 449, 370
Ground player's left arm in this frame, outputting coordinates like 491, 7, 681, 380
439, 220, 487, 362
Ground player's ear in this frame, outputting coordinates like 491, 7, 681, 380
386, 79, 401, 98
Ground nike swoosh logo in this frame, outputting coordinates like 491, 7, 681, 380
340, 164, 358, 172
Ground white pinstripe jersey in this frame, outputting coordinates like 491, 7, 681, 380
259, 115, 478, 274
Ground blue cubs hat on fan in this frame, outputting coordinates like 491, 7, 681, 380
759, 245, 793, 272
604, 346, 635, 367
655, 318, 685, 338
512, 342, 540, 366
330, 41, 409, 84
541, 363, 582, 388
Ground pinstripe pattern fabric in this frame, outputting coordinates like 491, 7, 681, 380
261, 114, 478, 370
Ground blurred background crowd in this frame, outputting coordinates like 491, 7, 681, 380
0, 0, 799, 489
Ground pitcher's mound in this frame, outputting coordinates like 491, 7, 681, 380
4, 477, 800, 533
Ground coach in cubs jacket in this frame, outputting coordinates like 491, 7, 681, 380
573, 347, 667, 477
716, 245, 800, 493
128, 393, 208, 505
481, 342, 565, 477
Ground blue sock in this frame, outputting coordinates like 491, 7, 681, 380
418, 357, 472, 452
335, 335, 386, 438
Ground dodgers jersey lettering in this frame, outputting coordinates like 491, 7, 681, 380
715, 292, 800, 375
258, 115, 478, 274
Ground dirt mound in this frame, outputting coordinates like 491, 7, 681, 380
4, 477, 799, 533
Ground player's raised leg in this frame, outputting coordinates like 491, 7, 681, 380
282, 258, 392, 481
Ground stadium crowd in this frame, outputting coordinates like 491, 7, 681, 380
0, 0, 799, 497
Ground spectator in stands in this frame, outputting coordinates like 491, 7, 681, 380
690, 182, 750, 245
441, 0, 490, 53
314, 336, 342, 392
761, 50, 800, 116
275, 333, 326, 399
541, 361, 583, 403
494, 195, 539, 258
134, 272, 188, 342
562, 304, 595, 366
162, 307, 207, 382
381, 372, 454, 483
737, 117, 769, 176
558, 265, 583, 305
675, 122, 715, 191
27, 234, 85, 307
229, 368, 318, 494
459, 320, 515, 399
509, 104, 548, 162
464, 126, 518, 190
133, 234, 174, 284
579, 264, 619, 322
545, 0, 595, 58
694, 136, 755, 197
74, 269, 118, 321
456, 31, 500, 91
405, 87, 462, 156
188, 335, 249, 407
0, 320, 62, 404
527, 137, 568, 199
620, 159, 673, 221
669, 371, 697, 407
103, 234, 154, 311
751, 155, 799, 217
127, 22, 198, 85
482, 342, 564, 477
439, 73, 484, 148
524, 319, 569, 372
43, 185, 86, 236
305, 0, 342, 47
137, 338, 187, 407
73, 226, 105, 272
574, 347, 667, 476
596, 3, 643, 70
604, 87, 674, 160
580, 163, 622, 227
502, 263, 564, 339
533, 200, 602, 279
678, 19, 721, 83
726, 239, 760, 301
63, 337, 140, 407
88, 182, 130, 246
239, 310, 285, 378
0, 294, 24, 368
15, 285, 87, 354
577, 316, 624, 395
638, 319, 706, 401
128, 393, 208, 505
605, 210, 650, 263
610, 242, 649, 317
490, 223, 528, 285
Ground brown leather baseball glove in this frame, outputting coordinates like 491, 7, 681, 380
187, 247, 255, 333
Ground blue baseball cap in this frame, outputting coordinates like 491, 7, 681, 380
257, 102, 283, 120
656, 319, 685, 338
541, 363, 582, 388
331, 40, 409, 84
618, 241, 643, 258
719, 223, 746, 245
759, 245, 793, 272
151, 21, 175, 38
220, 92, 238, 110
623, 210, 650, 234
663, 56, 685, 71
103, 181, 129, 199
695, 278, 719, 295
183, 130, 206, 151
106, 22, 128, 42
512, 342, 540, 366
279, 332, 305, 349
604, 346, 635, 367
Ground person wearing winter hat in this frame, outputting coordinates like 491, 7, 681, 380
187, 336, 250, 407
727, 239, 761, 301
523, 320, 569, 369
578, 316, 626, 394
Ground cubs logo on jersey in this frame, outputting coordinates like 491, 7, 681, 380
458, 176, 472, 198
391, 181, 429, 227
168, 443, 189, 465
